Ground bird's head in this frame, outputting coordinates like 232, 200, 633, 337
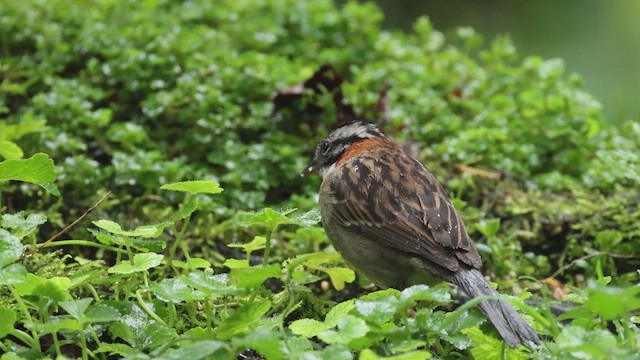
302, 120, 385, 177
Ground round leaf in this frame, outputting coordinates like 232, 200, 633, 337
160, 181, 223, 194
108, 253, 164, 274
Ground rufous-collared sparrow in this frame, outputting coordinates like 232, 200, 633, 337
303, 120, 540, 348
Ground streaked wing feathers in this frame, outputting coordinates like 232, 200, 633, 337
327, 150, 481, 272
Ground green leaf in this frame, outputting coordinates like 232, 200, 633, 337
91, 220, 127, 234
538, 58, 565, 80
0, 305, 17, 338
183, 327, 216, 340
182, 271, 241, 298
359, 288, 401, 301
289, 319, 332, 338
90, 228, 166, 252
387, 339, 428, 353
325, 300, 356, 326
462, 327, 528, 360
87, 229, 167, 252
360, 349, 431, 360
300, 344, 353, 360
88, 229, 120, 245
594, 230, 624, 251
171, 195, 199, 221
291, 251, 343, 269
228, 235, 266, 255
0, 153, 57, 184
400, 285, 451, 305
283, 337, 314, 357
287, 252, 348, 287
475, 219, 501, 238
0, 118, 47, 142
128, 237, 167, 252
60, 298, 120, 323
93, 220, 172, 238
59, 298, 93, 320
1, 212, 47, 239
442, 309, 485, 334
29, 316, 83, 333
223, 258, 249, 269
152, 278, 205, 303
237, 208, 294, 229
108, 253, 164, 274
288, 209, 321, 227
233, 329, 283, 360
0, 263, 27, 285
0, 229, 24, 268
170, 257, 211, 269
85, 304, 121, 322
37, 181, 61, 196
0, 140, 23, 160
213, 300, 271, 340
354, 299, 398, 324
322, 267, 356, 290
158, 340, 228, 360
35, 278, 72, 301
229, 264, 281, 288
108, 303, 177, 350
160, 180, 223, 194
585, 284, 640, 320
318, 315, 369, 345
441, 333, 472, 350
554, 326, 618, 358
95, 343, 140, 357
13, 274, 71, 301
111, 322, 176, 351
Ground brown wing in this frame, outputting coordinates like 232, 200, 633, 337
324, 148, 481, 272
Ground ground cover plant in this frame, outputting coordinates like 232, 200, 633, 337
1, 0, 639, 359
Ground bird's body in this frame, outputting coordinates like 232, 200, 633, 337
320, 136, 481, 287
305, 121, 540, 348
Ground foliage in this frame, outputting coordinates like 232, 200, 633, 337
1, 0, 639, 359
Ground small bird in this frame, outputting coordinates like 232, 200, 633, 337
303, 120, 540, 348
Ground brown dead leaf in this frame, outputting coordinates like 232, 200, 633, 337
271, 65, 392, 130
453, 164, 506, 181
544, 277, 572, 300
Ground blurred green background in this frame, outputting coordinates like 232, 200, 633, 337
376, 0, 640, 125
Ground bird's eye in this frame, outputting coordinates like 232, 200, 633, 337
321, 141, 331, 154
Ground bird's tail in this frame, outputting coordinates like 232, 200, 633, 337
451, 268, 541, 348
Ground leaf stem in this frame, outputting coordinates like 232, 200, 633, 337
204, 300, 215, 329
168, 302, 177, 327
178, 219, 192, 263
85, 284, 101, 302
9, 286, 41, 352
79, 324, 88, 360
504, 296, 552, 331
168, 224, 182, 264
41, 240, 126, 254
11, 329, 36, 348
263, 228, 274, 266
135, 290, 167, 326
51, 331, 62, 357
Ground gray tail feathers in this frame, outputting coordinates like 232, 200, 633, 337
451, 268, 541, 348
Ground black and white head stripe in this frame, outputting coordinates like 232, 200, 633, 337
320, 121, 384, 161
325, 121, 385, 144
303, 121, 384, 177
